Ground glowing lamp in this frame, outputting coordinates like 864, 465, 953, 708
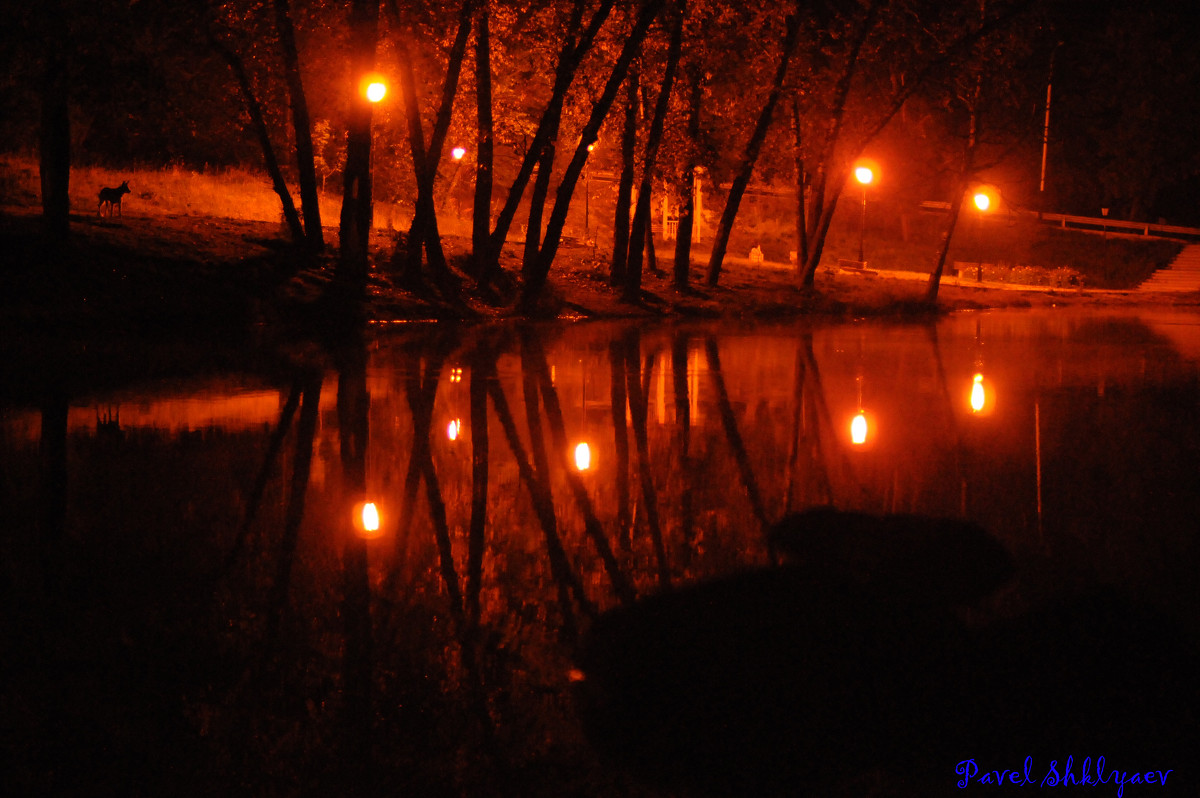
574, 442, 592, 471
355, 501, 383, 539
365, 82, 387, 103
452, 146, 466, 161
973, 192, 990, 212
850, 412, 869, 446
854, 166, 875, 185
447, 418, 461, 441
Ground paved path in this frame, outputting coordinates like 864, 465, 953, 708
1138, 244, 1200, 292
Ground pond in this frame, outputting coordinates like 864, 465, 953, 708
3, 309, 1198, 796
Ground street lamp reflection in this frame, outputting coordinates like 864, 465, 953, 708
574, 442, 592, 471
355, 501, 383, 539
968, 373, 995, 416
973, 192, 991, 212
850, 412, 869, 446
971, 374, 986, 413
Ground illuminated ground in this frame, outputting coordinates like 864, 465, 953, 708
3, 204, 1198, 335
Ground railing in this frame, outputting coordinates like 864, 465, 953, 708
1036, 212, 1200, 240
918, 201, 1200, 241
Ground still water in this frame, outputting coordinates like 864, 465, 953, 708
3, 309, 1199, 795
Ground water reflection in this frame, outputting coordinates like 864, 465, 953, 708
2, 310, 1199, 795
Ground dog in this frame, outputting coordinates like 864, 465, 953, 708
98, 181, 131, 217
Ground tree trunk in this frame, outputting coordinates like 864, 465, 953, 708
611, 63, 639, 288
471, 1, 494, 275
337, 0, 380, 283
387, 0, 473, 291
800, 186, 842, 287
705, 10, 801, 287
672, 70, 702, 291
207, 30, 306, 246
623, 3, 682, 301
521, 0, 666, 311
272, 0, 323, 252
523, 133, 556, 274
926, 100, 978, 304
791, 95, 808, 276
477, 0, 616, 292
39, 2, 70, 242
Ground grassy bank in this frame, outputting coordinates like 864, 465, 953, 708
0, 154, 416, 233
3, 155, 1186, 291
730, 200, 1183, 290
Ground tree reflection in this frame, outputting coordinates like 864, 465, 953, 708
266, 371, 321, 644
466, 342, 490, 629
523, 330, 636, 604
484, 348, 594, 641
705, 337, 770, 532
620, 327, 669, 589
671, 329, 696, 555
607, 338, 633, 550
335, 337, 373, 777
398, 338, 465, 624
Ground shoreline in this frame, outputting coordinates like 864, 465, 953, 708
4, 204, 1198, 338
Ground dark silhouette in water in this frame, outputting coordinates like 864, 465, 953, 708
576, 508, 1197, 795
768, 506, 1015, 607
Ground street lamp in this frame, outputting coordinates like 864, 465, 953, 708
363, 78, 387, 103
853, 164, 876, 265
445, 147, 468, 215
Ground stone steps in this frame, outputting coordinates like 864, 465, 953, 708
1138, 245, 1200, 292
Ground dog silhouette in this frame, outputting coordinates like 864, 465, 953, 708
98, 181, 131, 217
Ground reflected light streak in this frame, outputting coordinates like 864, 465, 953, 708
850, 412, 869, 446
447, 418, 462, 441
971, 374, 986, 413
574, 442, 592, 471
356, 501, 383, 539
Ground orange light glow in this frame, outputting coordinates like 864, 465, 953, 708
365, 82, 387, 103
452, 146, 466, 160
574, 442, 592, 471
356, 501, 382, 538
971, 374, 986, 413
850, 412, 869, 446
447, 418, 461, 441
449, 367, 463, 383
854, 166, 875, 185
973, 192, 991, 212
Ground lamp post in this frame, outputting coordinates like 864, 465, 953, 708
854, 165, 875, 265
585, 141, 596, 237
444, 146, 467, 214
972, 190, 991, 282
